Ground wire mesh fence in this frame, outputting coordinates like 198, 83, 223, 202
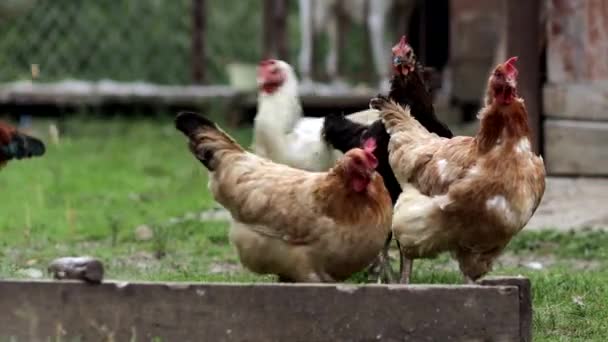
0, 0, 271, 85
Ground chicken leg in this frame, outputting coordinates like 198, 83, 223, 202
378, 238, 395, 283
367, 233, 396, 284
393, 236, 413, 284
399, 257, 413, 284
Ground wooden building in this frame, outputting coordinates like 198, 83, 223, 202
543, 0, 608, 176
452, 0, 607, 176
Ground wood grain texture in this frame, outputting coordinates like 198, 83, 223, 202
546, 0, 608, 83
0, 81, 238, 106
544, 119, 608, 175
0, 278, 528, 342
544, 83, 608, 121
449, 0, 503, 102
481, 276, 532, 342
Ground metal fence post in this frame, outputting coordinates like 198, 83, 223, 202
263, 0, 288, 60
192, 0, 206, 84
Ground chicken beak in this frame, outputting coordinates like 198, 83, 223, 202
256, 77, 265, 87
506, 76, 517, 89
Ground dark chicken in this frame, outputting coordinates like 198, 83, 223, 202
322, 36, 454, 282
0, 121, 45, 169
322, 36, 453, 204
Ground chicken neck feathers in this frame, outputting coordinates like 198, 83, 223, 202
388, 65, 453, 139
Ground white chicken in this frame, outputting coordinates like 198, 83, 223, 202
253, 59, 378, 171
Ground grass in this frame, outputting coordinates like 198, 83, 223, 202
0, 116, 607, 340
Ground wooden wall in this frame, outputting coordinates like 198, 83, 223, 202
544, 0, 608, 175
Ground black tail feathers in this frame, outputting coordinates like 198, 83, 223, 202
322, 113, 368, 154
175, 111, 217, 137
1, 133, 45, 160
323, 111, 402, 204
175, 111, 244, 171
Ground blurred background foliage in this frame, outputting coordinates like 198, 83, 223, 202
0, 0, 370, 84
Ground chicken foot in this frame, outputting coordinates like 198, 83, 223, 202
380, 232, 398, 283
378, 244, 395, 284
368, 233, 397, 284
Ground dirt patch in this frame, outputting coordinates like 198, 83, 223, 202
525, 177, 608, 231
497, 252, 601, 271
208, 261, 241, 275
113, 251, 160, 270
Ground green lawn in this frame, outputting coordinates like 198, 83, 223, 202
0, 117, 606, 340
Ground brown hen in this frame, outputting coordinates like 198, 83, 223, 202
375, 57, 546, 283
176, 112, 392, 282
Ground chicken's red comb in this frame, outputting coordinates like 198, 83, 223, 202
392, 36, 409, 53
504, 56, 518, 78
397, 35, 408, 47
363, 138, 377, 152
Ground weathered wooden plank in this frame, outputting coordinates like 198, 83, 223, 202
240, 68, 443, 111
544, 82, 608, 121
546, 0, 608, 83
0, 81, 385, 110
481, 276, 532, 342
544, 119, 608, 175
0, 81, 239, 106
0, 279, 526, 342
